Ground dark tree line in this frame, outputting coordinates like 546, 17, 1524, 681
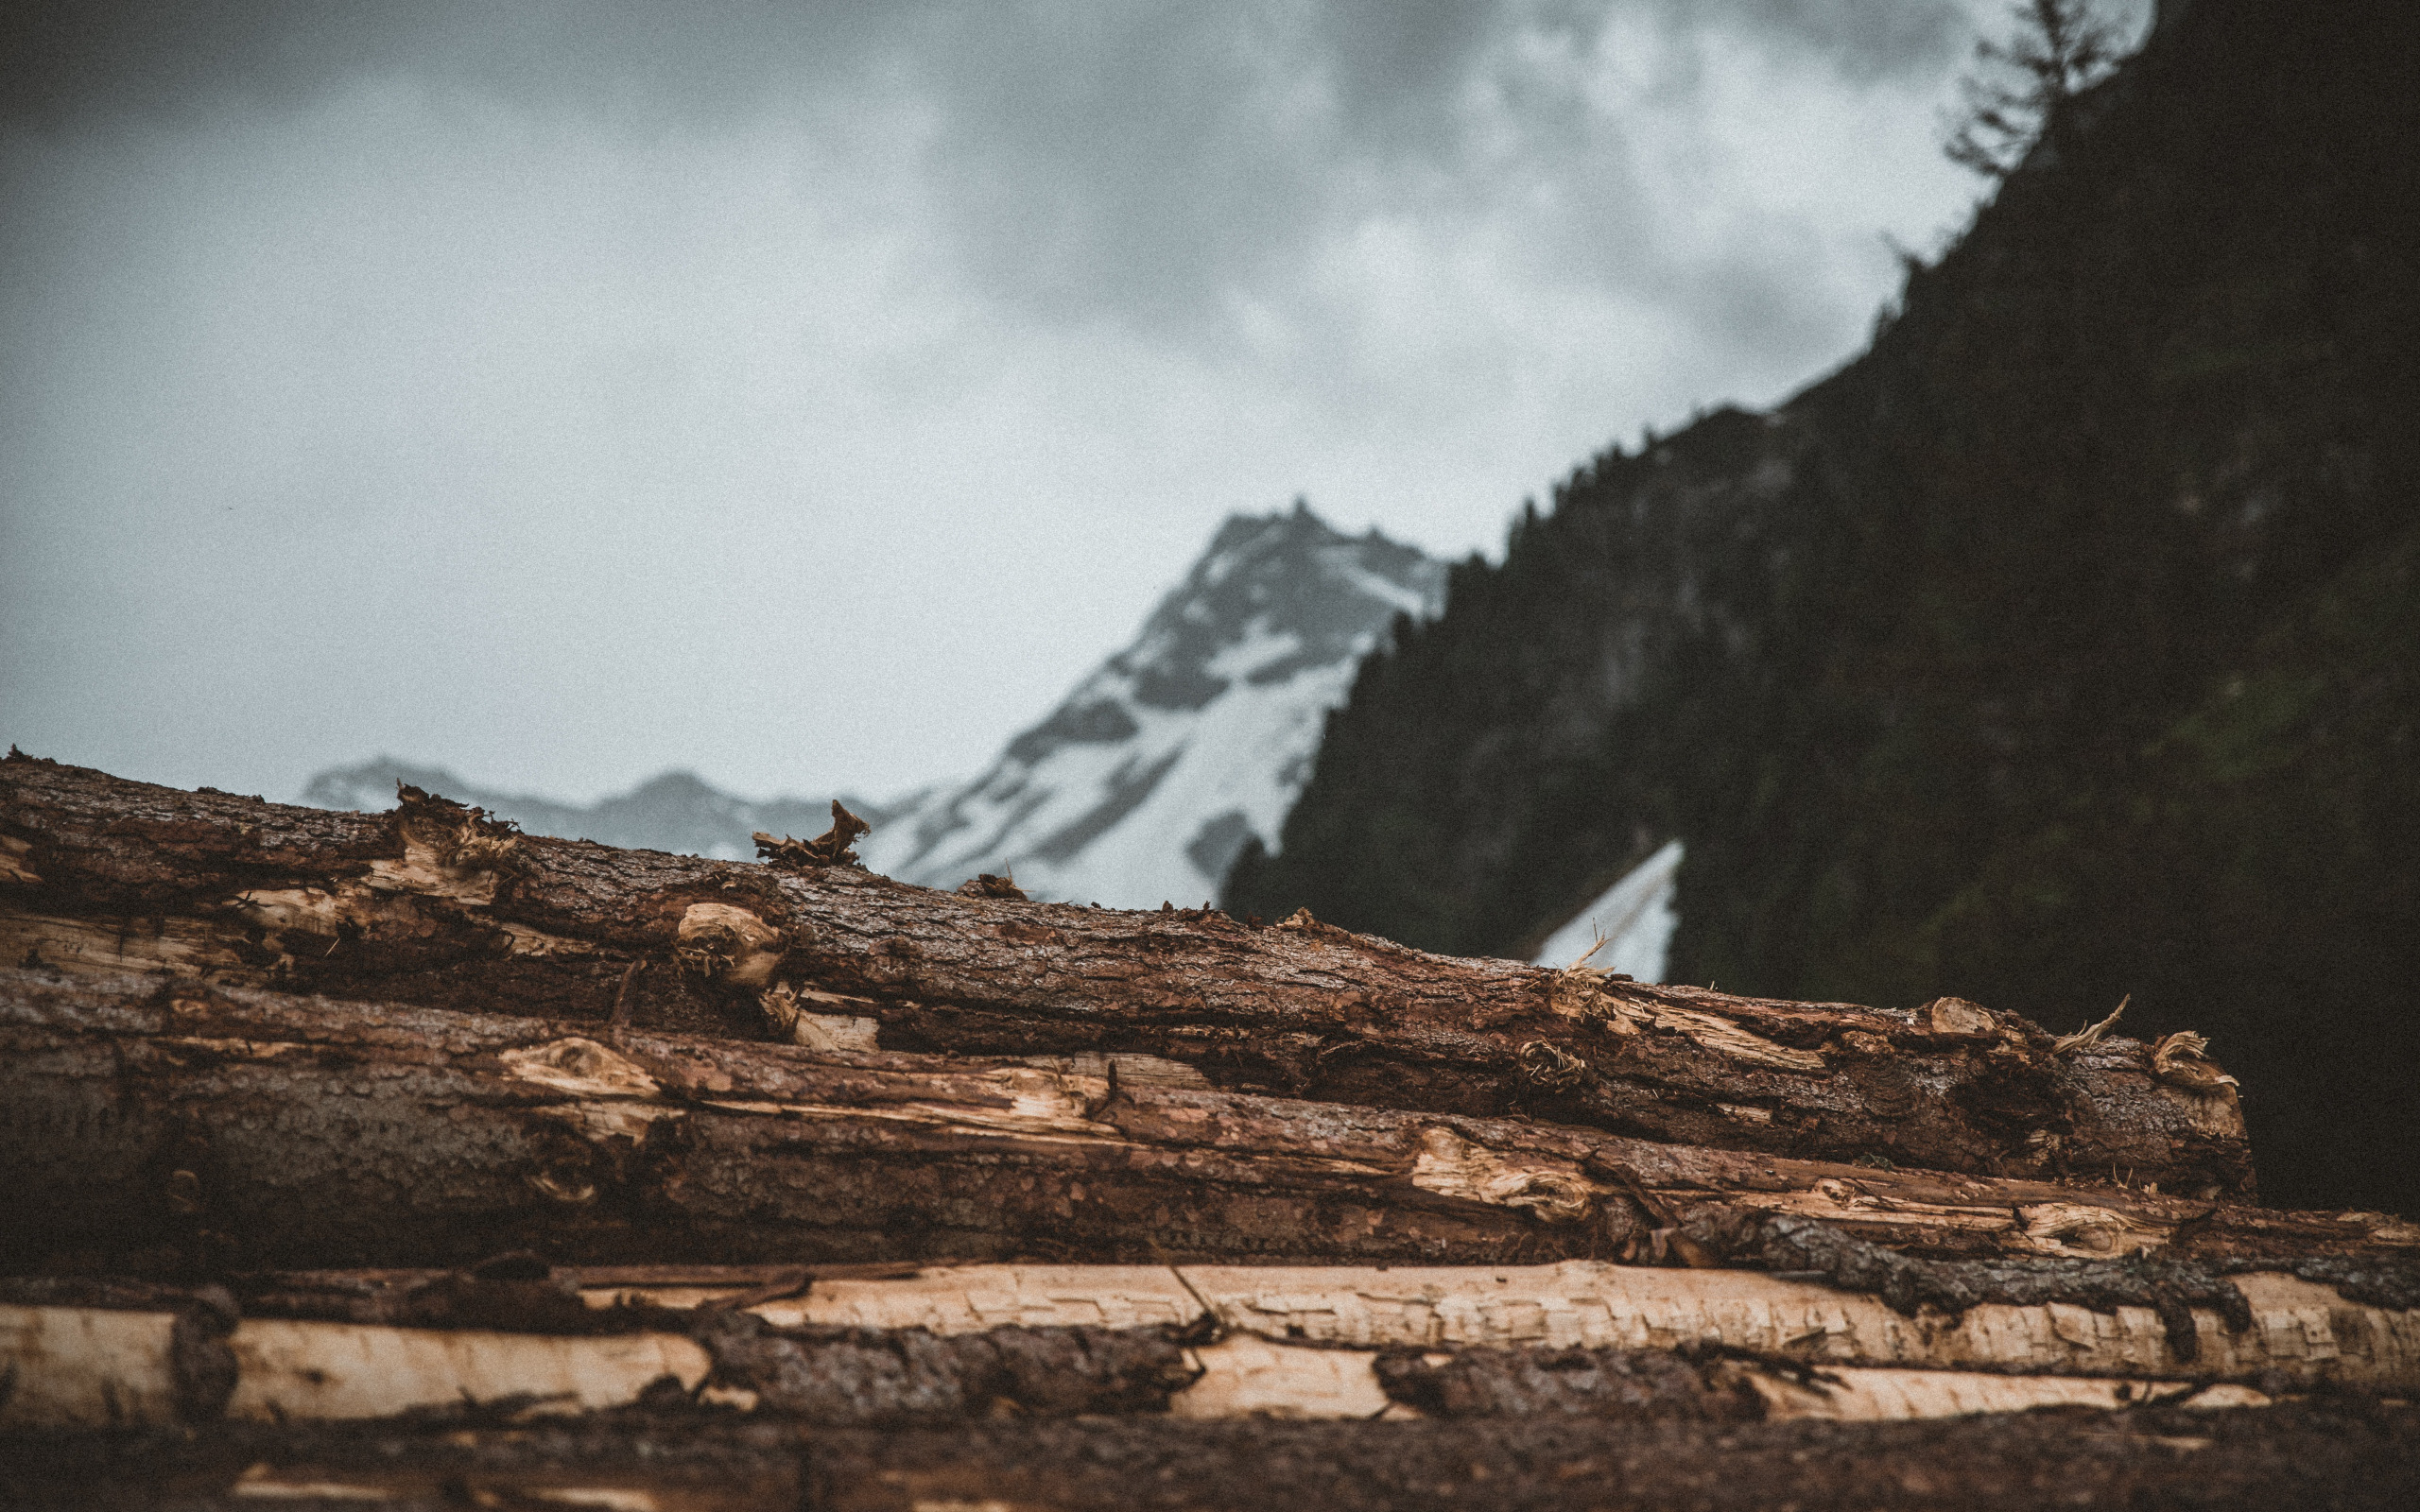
1227, 0, 2420, 1216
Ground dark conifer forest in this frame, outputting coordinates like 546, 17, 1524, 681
1227, 0, 2420, 1216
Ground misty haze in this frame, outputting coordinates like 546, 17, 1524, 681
5, 0, 2043, 811
6, 6, 2420, 1489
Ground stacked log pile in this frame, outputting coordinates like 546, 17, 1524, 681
4, 751, 2416, 1507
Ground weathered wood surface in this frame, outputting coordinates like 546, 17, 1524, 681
9, 1402, 2417, 1511
0, 1299, 2296, 1432
0, 755, 2254, 1192
9, 1252, 2414, 1431
2, 971, 2405, 1287
724, 1260, 2420, 1389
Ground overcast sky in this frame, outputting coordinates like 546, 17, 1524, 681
1, 0, 2150, 807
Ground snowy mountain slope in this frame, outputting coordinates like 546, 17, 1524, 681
859, 501, 1444, 906
1531, 839, 1682, 983
300, 759, 908, 862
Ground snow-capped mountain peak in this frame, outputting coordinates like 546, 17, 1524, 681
860, 501, 1444, 906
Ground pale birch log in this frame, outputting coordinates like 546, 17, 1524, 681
8, 1251, 2414, 1434
0, 1302, 2288, 1432
3, 1307, 714, 1432
766, 1262, 2420, 1386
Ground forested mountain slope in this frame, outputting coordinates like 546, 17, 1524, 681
1227, 0, 2419, 1214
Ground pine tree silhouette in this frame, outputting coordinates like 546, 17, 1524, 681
1944, 0, 2123, 178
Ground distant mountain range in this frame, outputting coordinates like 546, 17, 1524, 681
297, 500, 1443, 912
860, 501, 1444, 907
298, 761, 911, 862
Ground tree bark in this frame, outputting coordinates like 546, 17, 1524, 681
1, 971, 2399, 1286
7, 1402, 2416, 1512
15, 1297, 2316, 1433
0, 755, 2253, 1193
9, 1246, 2416, 1429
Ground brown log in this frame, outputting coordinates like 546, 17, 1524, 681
0, 1291, 2356, 1434
25, 1297, 2295, 1432
13, 1250, 2419, 1408
1, 971, 2403, 1295
6, 1401, 2416, 1511
0, 755, 2252, 1192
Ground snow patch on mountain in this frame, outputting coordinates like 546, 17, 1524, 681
860, 501, 1444, 906
1531, 839, 1682, 983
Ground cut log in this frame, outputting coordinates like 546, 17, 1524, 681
7, 1402, 2416, 1511
10, 1242, 2415, 1433
1, 971, 2405, 1286
26, 1257, 2415, 1392
0, 1302, 716, 1429
0, 757, 2254, 1192
0, 1300, 2292, 1432
721, 1260, 2420, 1390
23, 1254, 2417, 1393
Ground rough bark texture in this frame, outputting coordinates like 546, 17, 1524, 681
692, 1313, 1202, 1424
3, 971, 2396, 1284
0, 755, 2254, 1193
772, 1261, 2420, 1383
1373, 1344, 1766, 1420
7, 1401, 2416, 1511
14, 1251, 2420, 1407
0, 1297, 2319, 1431
1687, 1210, 2420, 1361
8, 759, 2408, 1500
0, 1261, 924, 1333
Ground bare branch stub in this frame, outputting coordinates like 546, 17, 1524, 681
755, 799, 873, 869
958, 873, 1030, 902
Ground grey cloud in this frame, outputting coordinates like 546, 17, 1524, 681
2, 2, 1977, 134
0, 0, 2012, 460
1312, 0, 1512, 156
1685, 1, 1970, 84
890, 2, 1532, 329
1686, 234, 1862, 376
890, 1, 1996, 339
2, 1, 1993, 342
894, 3, 1337, 328
0, 0, 2011, 810
0, 0, 895, 132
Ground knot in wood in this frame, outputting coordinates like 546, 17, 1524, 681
1517, 1040, 1591, 1091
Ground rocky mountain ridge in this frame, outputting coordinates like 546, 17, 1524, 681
301, 501, 1443, 913
861, 501, 1444, 906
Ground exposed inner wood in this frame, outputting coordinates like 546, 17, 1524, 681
16, 1256, 2411, 1403
0, 756, 2253, 1192
791, 1262, 2420, 1387
0, 1301, 2305, 1432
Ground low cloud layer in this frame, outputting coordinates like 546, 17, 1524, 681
0, 0, 2150, 805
